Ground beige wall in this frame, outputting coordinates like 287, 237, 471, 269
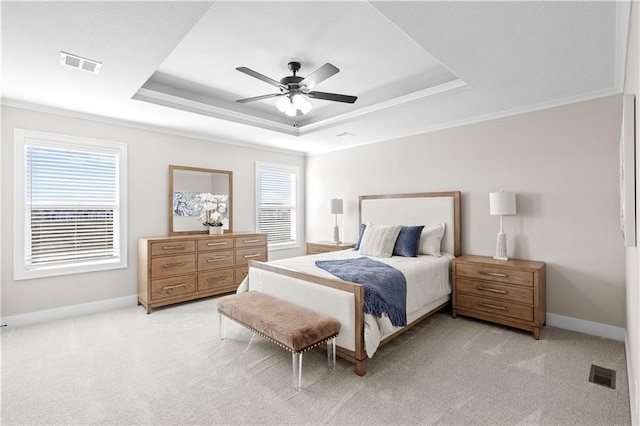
0, 106, 306, 317
306, 95, 625, 327
624, 0, 640, 420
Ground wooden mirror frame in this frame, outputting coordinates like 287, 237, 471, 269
169, 165, 233, 235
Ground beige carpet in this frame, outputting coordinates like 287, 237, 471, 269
1, 297, 631, 425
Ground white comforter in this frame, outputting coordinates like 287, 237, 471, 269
239, 249, 453, 357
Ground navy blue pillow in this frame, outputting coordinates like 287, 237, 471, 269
392, 225, 425, 257
354, 223, 367, 250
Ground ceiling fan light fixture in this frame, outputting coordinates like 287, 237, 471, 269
284, 104, 298, 117
276, 94, 312, 116
275, 96, 290, 113
292, 94, 312, 114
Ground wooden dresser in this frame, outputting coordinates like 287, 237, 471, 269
138, 232, 267, 313
452, 254, 546, 339
306, 241, 355, 255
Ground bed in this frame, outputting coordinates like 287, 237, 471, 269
241, 191, 461, 375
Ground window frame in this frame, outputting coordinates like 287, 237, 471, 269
14, 129, 128, 280
255, 161, 301, 251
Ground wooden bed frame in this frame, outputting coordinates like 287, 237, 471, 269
247, 191, 461, 376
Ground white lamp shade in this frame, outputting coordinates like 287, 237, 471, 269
489, 191, 516, 215
329, 198, 343, 214
275, 96, 290, 113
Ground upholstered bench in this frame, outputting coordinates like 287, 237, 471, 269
217, 291, 341, 391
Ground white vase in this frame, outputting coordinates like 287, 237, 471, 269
209, 226, 223, 235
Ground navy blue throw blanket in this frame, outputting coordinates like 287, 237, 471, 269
315, 257, 407, 327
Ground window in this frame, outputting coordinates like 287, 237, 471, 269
14, 129, 127, 280
255, 162, 299, 249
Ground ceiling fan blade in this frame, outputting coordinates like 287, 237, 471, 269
236, 93, 284, 103
299, 63, 339, 90
236, 67, 285, 89
307, 91, 357, 104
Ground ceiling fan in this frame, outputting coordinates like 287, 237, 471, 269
235, 61, 357, 116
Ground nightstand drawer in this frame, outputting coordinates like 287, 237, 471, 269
456, 263, 533, 287
306, 241, 355, 255
456, 293, 533, 322
456, 278, 533, 304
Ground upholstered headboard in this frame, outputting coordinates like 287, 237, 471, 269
359, 191, 461, 256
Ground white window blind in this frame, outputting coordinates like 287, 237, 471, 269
256, 162, 298, 247
14, 129, 127, 280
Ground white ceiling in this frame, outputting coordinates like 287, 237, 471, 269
1, 1, 630, 155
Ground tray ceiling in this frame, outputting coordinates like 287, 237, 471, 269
1, 1, 629, 154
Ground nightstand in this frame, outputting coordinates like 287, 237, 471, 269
306, 241, 355, 255
452, 254, 546, 339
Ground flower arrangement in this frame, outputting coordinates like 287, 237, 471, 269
197, 193, 228, 227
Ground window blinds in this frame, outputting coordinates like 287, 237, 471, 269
257, 169, 296, 244
25, 145, 120, 266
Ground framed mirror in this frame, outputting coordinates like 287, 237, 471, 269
169, 165, 233, 235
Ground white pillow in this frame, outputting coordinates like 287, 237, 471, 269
358, 224, 402, 258
418, 223, 445, 257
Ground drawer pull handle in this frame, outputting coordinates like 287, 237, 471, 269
243, 239, 261, 243
207, 242, 228, 246
163, 284, 187, 291
243, 254, 261, 258
477, 286, 507, 294
163, 262, 186, 268
207, 257, 227, 263
206, 277, 226, 283
477, 302, 507, 311
162, 245, 186, 250
479, 271, 508, 278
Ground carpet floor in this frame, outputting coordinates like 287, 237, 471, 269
1, 297, 631, 425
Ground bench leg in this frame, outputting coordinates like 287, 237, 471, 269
292, 352, 303, 391
219, 313, 224, 340
327, 337, 336, 370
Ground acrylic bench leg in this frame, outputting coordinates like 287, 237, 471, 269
293, 352, 303, 391
219, 313, 225, 340
327, 337, 336, 370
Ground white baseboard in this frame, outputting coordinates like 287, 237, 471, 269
546, 312, 626, 341
625, 331, 639, 426
1, 295, 138, 328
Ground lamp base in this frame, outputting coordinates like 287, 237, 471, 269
494, 232, 508, 261
333, 226, 341, 244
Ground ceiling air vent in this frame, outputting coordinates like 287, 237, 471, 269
60, 51, 102, 75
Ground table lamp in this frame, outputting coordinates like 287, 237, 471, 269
489, 190, 516, 260
329, 198, 343, 244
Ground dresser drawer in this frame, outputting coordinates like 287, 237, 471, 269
456, 263, 533, 287
235, 235, 267, 248
151, 274, 196, 300
197, 269, 235, 292
151, 254, 196, 278
456, 293, 533, 322
456, 278, 533, 304
197, 250, 234, 271
197, 237, 234, 252
150, 240, 195, 256
235, 247, 267, 266
235, 266, 249, 285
